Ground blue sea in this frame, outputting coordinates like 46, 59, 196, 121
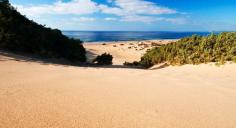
63, 31, 211, 42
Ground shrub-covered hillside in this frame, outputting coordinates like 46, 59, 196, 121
0, 0, 86, 62
140, 32, 236, 68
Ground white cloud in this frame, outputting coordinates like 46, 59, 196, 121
121, 15, 158, 23
103, 0, 177, 15
107, 0, 113, 3
15, 0, 177, 17
100, 0, 178, 23
120, 15, 186, 24
14, 0, 184, 25
14, 0, 98, 16
99, 5, 123, 16
164, 18, 186, 24
104, 17, 118, 21
72, 17, 96, 22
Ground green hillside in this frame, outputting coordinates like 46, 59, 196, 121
140, 32, 236, 68
0, 0, 86, 62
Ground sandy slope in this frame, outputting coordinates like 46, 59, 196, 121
1, 51, 236, 128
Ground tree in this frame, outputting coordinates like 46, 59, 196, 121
0, 0, 9, 5
0, 1, 86, 62
93, 53, 113, 65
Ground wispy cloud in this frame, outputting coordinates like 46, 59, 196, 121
101, 0, 177, 16
104, 17, 118, 21
13, 0, 185, 25
14, 0, 98, 16
72, 17, 96, 22
99, 0, 179, 23
120, 15, 186, 24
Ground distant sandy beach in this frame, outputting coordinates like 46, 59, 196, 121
84, 39, 176, 65
1, 39, 236, 128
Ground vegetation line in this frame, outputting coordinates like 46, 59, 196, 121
139, 32, 236, 68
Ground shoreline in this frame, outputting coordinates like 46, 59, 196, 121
84, 39, 179, 44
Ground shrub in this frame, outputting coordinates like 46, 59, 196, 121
93, 53, 113, 65
0, 1, 86, 62
140, 32, 236, 68
124, 61, 140, 66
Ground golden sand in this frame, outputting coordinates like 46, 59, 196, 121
0, 40, 236, 128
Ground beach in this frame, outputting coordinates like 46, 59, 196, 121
1, 40, 236, 128
84, 40, 175, 65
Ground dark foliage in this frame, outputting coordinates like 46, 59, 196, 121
0, 1, 86, 62
140, 32, 236, 68
123, 61, 140, 66
93, 53, 113, 65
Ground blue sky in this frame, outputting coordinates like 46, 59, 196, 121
10, 0, 236, 31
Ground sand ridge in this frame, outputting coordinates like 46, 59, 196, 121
1, 43, 236, 128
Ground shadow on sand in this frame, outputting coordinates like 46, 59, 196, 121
0, 50, 145, 70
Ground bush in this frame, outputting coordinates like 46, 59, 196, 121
93, 53, 113, 65
124, 61, 140, 66
0, 1, 86, 62
140, 32, 236, 68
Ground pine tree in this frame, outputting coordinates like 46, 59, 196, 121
0, 0, 9, 4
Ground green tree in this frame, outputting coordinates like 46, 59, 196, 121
0, 1, 86, 62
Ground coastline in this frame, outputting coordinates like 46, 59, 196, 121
2, 1, 236, 127
63, 31, 211, 42
84, 39, 179, 44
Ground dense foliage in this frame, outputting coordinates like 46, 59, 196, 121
140, 32, 236, 68
0, 1, 86, 62
123, 61, 139, 66
93, 53, 113, 65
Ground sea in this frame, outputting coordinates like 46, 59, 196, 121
62, 31, 211, 42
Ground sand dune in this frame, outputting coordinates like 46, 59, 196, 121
1, 46, 236, 128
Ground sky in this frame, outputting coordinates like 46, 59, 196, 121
10, 0, 236, 31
